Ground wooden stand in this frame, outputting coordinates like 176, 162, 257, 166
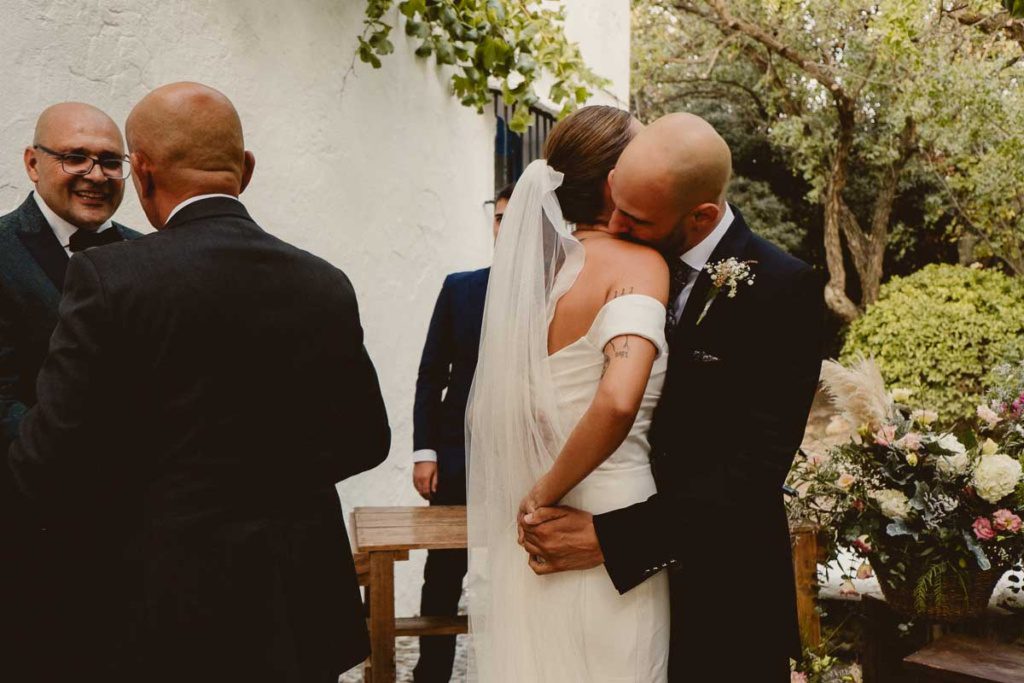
351, 506, 468, 683
353, 507, 827, 681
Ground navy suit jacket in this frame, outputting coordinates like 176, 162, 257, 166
413, 267, 488, 477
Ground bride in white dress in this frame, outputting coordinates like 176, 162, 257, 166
466, 107, 670, 682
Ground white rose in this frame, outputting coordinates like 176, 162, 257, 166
936, 434, 966, 454
936, 452, 970, 476
911, 409, 939, 426
870, 489, 911, 520
981, 438, 999, 456
972, 453, 1023, 504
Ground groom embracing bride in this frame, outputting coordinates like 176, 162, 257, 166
468, 111, 823, 681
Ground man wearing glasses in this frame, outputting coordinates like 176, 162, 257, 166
0, 102, 139, 681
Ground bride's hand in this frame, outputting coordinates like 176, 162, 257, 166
518, 491, 541, 527
517, 483, 549, 544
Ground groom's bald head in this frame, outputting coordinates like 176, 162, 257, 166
608, 113, 732, 256
126, 82, 255, 228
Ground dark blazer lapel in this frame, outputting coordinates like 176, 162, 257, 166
12, 194, 68, 297
673, 205, 753, 336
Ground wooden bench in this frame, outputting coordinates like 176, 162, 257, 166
903, 634, 1024, 682
351, 506, 468, 683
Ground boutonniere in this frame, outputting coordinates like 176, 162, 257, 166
696, 258, 757, 325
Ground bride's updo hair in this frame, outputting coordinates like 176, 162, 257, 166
543, 105, 635, 225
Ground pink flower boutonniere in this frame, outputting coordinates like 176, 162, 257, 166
696, 258, 757, 325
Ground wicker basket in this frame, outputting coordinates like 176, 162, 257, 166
872, 560, 1006, 621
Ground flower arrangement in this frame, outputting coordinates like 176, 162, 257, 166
789, 357, 1024, 619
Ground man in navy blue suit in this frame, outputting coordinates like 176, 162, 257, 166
411, 183, 513, 682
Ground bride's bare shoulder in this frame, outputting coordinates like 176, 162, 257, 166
585, 237, 669, 304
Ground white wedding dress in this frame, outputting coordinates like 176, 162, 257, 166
466, 160, 670, 682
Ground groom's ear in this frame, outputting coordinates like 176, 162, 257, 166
691, 202, 722, 230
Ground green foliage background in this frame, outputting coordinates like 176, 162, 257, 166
359, 0, 606, 131
842, 264, 1024, 425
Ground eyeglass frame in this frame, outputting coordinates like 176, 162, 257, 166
32, 144, 132, 180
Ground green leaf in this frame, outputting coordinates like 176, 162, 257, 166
405, 20, 430, 38
509, 104, 533, 134
480, 36, 507, 71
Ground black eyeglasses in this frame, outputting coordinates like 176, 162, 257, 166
33, 144, 131, 180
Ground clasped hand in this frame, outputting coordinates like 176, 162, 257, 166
516, 491, 605, 575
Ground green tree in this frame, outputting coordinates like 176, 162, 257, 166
358, 1, 607, 132
634, 1, 1024, 322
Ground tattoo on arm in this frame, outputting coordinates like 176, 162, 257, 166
609, 286, 635, 301
602, 336, 633, 377
614, 336, 631, 359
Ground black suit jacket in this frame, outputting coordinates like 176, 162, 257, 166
0, 193, 139, 447
413, 267, 488, 480
0, 193, 139, 682
594, 207, 824, 681
9, 197, 391, 683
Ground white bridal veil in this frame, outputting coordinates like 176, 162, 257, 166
465, 159, 590, 680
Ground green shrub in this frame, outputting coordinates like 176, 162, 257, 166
842, 264, 1024, 426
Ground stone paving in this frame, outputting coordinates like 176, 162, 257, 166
339, 635, 469, 682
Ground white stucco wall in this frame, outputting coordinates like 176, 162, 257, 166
0, 0, 628, 617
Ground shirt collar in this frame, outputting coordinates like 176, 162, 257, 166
32, 190, 114, 249
680, 203, 735, 273
165, 194, 241, 226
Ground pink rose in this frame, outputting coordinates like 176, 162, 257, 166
837, 472, 857, 489
839, 578, 859, 596
791, 672, 808, 683
856, 561, 874, 580
896, 432, 923, 451
874, 424, 897, 446
993, 509, 1023, 533
973, 516, 996, 541
1012, 392, 1024, 417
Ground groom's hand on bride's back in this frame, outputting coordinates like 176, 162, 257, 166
519, 506, 604, 575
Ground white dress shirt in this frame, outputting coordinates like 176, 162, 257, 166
413, 448, 437, 464
670, 204, 735, 322
32, 191, 115, 257
165, 193, 241, 225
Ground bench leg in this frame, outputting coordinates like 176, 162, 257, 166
369, 552, 397, 683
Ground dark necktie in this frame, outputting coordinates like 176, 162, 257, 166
69, 227, 123, 253
665, 259, 696, 332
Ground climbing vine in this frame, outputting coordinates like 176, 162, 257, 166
358, 0, 608, 131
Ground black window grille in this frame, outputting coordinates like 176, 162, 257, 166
493, 92, 556, 192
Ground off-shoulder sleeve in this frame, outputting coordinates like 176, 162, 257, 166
589, 294, 668, 359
